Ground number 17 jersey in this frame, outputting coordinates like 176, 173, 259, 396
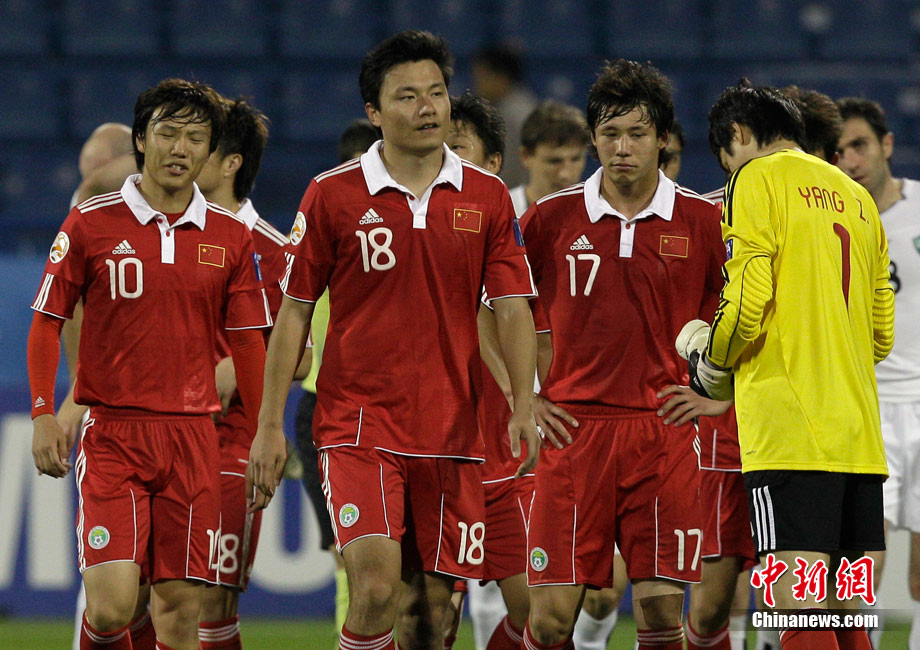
282, 144, 536, 459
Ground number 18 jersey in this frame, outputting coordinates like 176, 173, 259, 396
282, 144, 536, 459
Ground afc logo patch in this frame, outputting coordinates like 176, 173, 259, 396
453, 208, 483, 233
49, 231, 70, 264
726, 238, 734, 260
290, 211, 307, 246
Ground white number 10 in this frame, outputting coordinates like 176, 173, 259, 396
104, 257, 143, 299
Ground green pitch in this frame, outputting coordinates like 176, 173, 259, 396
0, 617, 910, 648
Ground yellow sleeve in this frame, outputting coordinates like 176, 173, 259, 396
872, 207, 895, 363
708, 164, 776, 368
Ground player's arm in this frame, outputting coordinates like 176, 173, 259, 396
74, 154, 138, 204
28, 312, 73, 478
707, 166, 776, 369
656, 385, 732, 426
57, 300, 89, 436
249, 296, 314, 510
477, 302, 513, 406
491, 296, 541, 476
536, 331, 552, 385
871, 207, 895, 363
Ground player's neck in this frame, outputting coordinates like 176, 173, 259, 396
137, 174, 195, 217
380, 141, 445, 198
875, 174, 902, 215
525, 182, 550, 207
203, 184, 241, 214
600, 170, 659, 220
755, 139, 800, 159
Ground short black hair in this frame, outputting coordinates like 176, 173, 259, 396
708, 79, 805, 158
836, 97, 889, 142
450, 93, 507, 162
659, 119, 684, 169
586, 59, 674, 138
216, 97, 269, 202
132, 78, 224, 170
520, 101, 590, 152
781, 85, 842, 162
359, 30, 453, 109
338, 119, 381, 163
472, 45, 525, 83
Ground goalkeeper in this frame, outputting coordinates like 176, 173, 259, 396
675, 80, 895, 650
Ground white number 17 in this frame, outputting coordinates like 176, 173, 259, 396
565, 253, 600, 296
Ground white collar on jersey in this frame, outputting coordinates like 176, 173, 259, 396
583, 167, 675, 224
235, 198, 260, 231
360, 140, 463, 198
120, 173, 208, 230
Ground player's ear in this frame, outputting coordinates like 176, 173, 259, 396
135, 133, 146, 154
881, 132, 894, 162
224, 153, 243, 176
365, 102, 382, 128
486, 152, 502, 175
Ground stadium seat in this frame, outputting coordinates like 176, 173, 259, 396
605, 0, 704, 60
388, 0, 491, 56
0, 143, 79, 234
61, 0, 160, 56
498, 0, 594, 57
528, 58, 599, 106
0, 0, 50, 56
0, 68, 59, 140
250, 144, 338, 226
181, 65, 275, 117
279, 68, 366, 141
170, 0, 268, 57
68, 67, 173, 141
708, 0, 807, 59
817, 0, 914, 59
278, 0, 378, 59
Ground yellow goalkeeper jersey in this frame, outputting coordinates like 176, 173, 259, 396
708, 149, 894, 474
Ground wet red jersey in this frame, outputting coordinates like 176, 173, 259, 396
282, 144, 536, 459
522, 169, 724, 410
31, 176, 271, 415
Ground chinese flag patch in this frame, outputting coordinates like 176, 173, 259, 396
659, 235, 689, 258
453, 208, 482, 233
198, 244, 226, 267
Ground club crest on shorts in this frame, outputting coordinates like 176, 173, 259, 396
530, 547, 548, 572
88, 525, 110, 550
339, 504, 360, 528
49, 231, 70, 263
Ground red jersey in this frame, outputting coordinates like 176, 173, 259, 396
521, 169, 724, 410
31, 175, 271, 415
282, 144, 536, 459
216, 200, 289, 438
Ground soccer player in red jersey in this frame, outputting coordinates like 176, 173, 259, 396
520, 59, 725, 650
192, 95, 288, 650
27, 78, 271, 650
250, 32, 541, 650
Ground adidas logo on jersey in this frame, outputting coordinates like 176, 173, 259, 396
570, 235, 594, 250
358, 209, 384, 225
112, 240, 136, 255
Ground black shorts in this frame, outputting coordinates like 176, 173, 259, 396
295, 390, 335, 550
744, 470, 885, 555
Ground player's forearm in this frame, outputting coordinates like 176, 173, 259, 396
61, 300, 82, 384
477, 305, 513, 403
259, 296, 314, 427
872, 286, 895, 363
536, 332, 553, 385
28, 312, 65, 418
708, 255, 772, 368
492, 297, 537, 414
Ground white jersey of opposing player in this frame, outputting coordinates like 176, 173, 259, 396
876, 177, 920, 401
509, 184, 528, 218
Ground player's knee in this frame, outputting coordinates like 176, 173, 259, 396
637, 594, 683, 629
529, 608, 576, 644
199, 586, 238, 622
691, 598, 731, 635
583, 589, 620, 619
350, 575, 399, 615
85, 598, 137, 632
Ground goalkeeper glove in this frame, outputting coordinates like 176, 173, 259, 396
675, 320, 734, 401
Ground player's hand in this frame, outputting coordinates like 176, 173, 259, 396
214, 357, 237, 417
32, 414, 75, 478
533, 395, 576, 449
675, 319, 712, 361
656, 384, 732, 426
56, 389, 88, 439
508, 408, 540, 477
675, 319, 734, 401
247, 424, 287, 512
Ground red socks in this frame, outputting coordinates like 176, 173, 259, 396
780, 628, 839, 649
486, 615, 524, 650
199, 616, 242, 649
835, 627, 872, 650
686, 620, 732, 649
339, 626, 396, 650
80, 613, 132, 649
128, 611, 155, 650
637, 625, 684, 649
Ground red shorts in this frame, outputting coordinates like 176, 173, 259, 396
319, 447, 485, 579
699, 470, 757, 570
214, 420, 261, 590
76, 407, 220, 583
527, 406, 702, 588
482, 476, 534, 581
